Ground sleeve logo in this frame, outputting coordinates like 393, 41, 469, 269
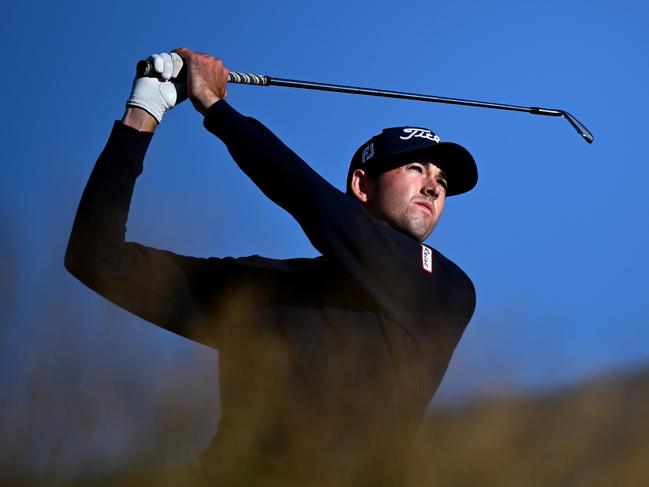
421, 244, 433, 273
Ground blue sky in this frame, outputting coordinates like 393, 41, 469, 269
2, 0, 649, 479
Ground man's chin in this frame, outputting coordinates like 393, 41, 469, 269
401, 222, 434, 242
380, 212, 435, 241
408, 216, 436, 241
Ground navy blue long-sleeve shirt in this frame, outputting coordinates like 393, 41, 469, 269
65, 101, 475, 486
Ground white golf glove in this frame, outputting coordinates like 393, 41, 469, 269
127, 52, 187, 123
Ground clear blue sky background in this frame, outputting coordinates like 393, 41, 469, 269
2, 0, 648, 480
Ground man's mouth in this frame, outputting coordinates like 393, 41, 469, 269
413, 200, 434, 214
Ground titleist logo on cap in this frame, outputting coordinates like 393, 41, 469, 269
400, 128, 441, 143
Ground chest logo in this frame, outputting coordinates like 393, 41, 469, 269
421, 244, 433, 273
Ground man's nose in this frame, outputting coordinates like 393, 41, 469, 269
423, 180, 442, 199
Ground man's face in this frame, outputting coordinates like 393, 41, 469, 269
358, 161, 447, 241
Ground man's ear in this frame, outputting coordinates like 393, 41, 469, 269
350, 168, 372, 203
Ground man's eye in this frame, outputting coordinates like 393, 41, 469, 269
409, 165, 424, 173
438, 179, 448, 190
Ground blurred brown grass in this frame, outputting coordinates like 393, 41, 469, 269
408, 368, 649, 487
2, 371, 649, 487
4, 366, 649, 486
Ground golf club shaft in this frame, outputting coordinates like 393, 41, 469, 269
136, 60, 594, 144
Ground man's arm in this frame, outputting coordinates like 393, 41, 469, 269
67, 54, 354, 347
65, 107, 215, 341
176, 48, 475, 329
65, 53, 226, 342
121, 106, 158, 133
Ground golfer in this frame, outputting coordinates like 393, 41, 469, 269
65, 48, 478, 486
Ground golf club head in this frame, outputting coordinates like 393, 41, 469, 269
562, 111, 594, 144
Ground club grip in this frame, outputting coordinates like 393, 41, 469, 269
135, 59, 269, 86
228, 71, 269, 86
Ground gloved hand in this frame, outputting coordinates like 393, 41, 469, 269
126, 52, 187, 123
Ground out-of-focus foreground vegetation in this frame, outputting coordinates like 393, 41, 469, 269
3, 366, 648, 486
409, 367, 649, 486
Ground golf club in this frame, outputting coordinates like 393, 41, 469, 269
137, 59, 594, 144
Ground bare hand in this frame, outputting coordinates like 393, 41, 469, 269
173, 48, 229, 115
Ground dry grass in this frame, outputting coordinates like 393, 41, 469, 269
408, 368, 649, 487
6, 367, 648, 486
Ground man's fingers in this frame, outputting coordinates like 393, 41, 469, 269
160, 52, 174, 80
172, 48, 219, 66
150, 53, 172, 80
151, 53, 165, 76
169, 48, 228, 113
149, 52, 184, 81
172, 47, 192, 61
170, 52, 184, 79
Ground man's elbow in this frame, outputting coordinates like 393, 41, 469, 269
64, 238, 99, 285
64, 240, 86, 280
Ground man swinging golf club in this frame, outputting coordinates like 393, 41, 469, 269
65, 48, 478, 486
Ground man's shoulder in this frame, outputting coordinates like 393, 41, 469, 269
427, 245, 471, 279
427, 245, 476, 320
432, 246, 474, 292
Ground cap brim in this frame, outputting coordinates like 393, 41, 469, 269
371, 142, 477, 196
420, 142, 477, 196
